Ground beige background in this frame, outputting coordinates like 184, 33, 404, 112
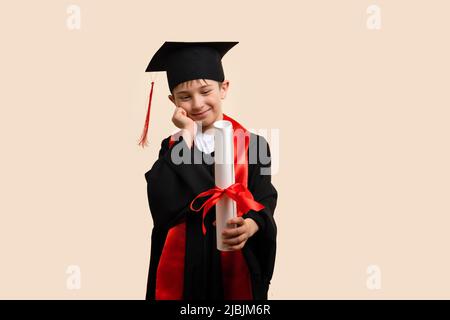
0, 0, 449, 299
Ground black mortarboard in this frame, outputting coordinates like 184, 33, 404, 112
138, 41, 238, 147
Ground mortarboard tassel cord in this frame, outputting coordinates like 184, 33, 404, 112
138, 81, 155, 147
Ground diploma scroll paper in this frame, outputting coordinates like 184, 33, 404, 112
213, 120, 237, 251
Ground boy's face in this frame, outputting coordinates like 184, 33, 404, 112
169, 79, 229, 131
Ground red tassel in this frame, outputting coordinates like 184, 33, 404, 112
138, 81, 155, 147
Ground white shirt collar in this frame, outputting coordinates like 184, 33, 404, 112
194, 129, 215, 154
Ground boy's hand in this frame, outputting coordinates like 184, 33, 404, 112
172, 107, 197, 148
213, 217, 259, 251
172, 107, 195, 131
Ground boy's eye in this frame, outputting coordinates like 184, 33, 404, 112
201, 90, 212, 95
180, 96, 190, 100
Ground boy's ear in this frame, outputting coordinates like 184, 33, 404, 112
168, 94, 176, 105
220, 80, 230, 99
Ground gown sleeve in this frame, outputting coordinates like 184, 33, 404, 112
241, 134, 278, 291
144, 135, 215, 229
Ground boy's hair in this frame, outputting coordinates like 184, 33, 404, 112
171, 79, 223, 94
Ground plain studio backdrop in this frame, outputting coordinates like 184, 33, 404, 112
0, 0, 449, 299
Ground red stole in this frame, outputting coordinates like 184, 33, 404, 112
154, 114, 263, 300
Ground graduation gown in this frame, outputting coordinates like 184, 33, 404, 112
144, 132, 278, 300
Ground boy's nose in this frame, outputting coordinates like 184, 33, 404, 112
191, 95, 205, 111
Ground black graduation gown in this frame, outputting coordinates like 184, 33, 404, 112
144, 132, 278, 300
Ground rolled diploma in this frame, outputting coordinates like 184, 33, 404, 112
213, 120, 237, 251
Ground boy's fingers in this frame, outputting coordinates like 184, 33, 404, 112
227, 217, 244, 226
226, 243, 244, 251
222, 225, 245, 239
223, 234, 247, 245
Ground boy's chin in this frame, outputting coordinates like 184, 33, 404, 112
199, 120, 213, 131
198, 116, 219, 131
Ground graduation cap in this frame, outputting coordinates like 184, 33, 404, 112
138, 41, 239, 147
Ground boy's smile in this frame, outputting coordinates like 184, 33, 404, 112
191, 107, 212, 118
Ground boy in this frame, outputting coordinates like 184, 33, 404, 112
142, 42, 278, 300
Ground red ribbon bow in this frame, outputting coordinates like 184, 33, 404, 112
189, 182, 265, 235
